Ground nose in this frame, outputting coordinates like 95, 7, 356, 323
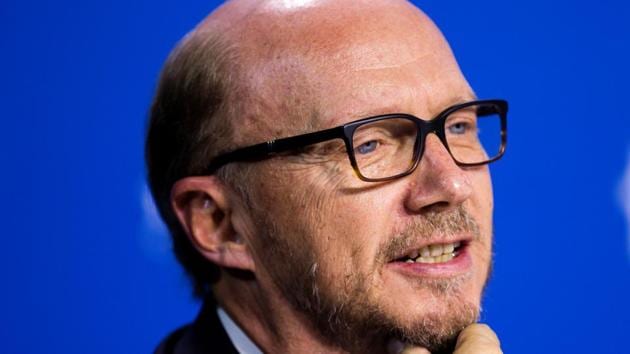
404, 133, 473, 213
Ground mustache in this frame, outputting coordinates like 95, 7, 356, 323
379, 205, 480, 262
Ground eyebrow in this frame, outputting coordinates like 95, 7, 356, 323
445, 92, 479, 108
346, 91, 480, 122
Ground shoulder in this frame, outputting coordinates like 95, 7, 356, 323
154, 325, 191, 354
154, 301, 239, 354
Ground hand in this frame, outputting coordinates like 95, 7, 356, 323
389, 340, 430, 354
394, 323, 502, 354
451, 323, 502, 354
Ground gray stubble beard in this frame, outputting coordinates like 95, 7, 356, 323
254, 205, 490, 353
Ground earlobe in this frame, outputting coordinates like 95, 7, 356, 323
170, 176, 256, 272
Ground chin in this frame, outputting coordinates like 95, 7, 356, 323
368, 262, 486, 347
378, 285, 481, 353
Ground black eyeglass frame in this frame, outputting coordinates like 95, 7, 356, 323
203, 99, 508, 182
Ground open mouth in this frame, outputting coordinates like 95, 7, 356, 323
394, 241, 465, 264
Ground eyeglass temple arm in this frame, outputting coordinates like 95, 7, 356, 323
204, 126, 345, 174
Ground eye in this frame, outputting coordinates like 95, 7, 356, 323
356, 140, 378, 154
448, 121, 470, 135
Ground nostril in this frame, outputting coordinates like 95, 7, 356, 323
420, 200, 450, 214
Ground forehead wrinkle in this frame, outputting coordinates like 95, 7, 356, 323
326, 82, 424, 125
353, 52, 432, 72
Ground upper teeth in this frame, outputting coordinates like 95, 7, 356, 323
405, 241, 461, 264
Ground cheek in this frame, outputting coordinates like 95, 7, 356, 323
305, 187, 383, 259
466, 168, 494, 291
466, 167, 494, 236
271, 170, 393, 273
250, 167, 345, 252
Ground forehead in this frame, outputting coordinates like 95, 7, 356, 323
313, 48, 474, 127
217, 0, 473, 139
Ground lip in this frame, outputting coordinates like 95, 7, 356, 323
387, 241, 473, 278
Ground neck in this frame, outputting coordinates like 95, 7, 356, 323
213, 273, 387, 354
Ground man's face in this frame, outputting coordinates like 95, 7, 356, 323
231, 4, 494, 352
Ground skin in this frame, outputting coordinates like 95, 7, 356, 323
171, 0, 502, 353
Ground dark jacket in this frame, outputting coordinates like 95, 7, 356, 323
155, 299, 239, 354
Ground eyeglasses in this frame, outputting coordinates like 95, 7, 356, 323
204, 99, 508, 182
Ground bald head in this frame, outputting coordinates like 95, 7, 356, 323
147, 0, 473, 298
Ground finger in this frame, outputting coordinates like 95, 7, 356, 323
387, 338, 431, 354
453, 323, 502, 354
400, 346, 431, 354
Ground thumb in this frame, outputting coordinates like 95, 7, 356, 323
401, 347, 431, 354
387, 338, 431, 354
453, 323, 502, 354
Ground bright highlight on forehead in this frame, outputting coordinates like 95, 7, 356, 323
274, 0, 317, 9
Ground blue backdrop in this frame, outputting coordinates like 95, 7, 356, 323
2, 1, 628, 353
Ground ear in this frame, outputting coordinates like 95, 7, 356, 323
170, 176, 255, 272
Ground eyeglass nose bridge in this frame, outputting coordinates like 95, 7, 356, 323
410, 116, 454, 173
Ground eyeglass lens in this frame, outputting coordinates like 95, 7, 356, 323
351, 102, 503, 180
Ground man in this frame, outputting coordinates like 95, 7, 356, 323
146, 0, 507, 353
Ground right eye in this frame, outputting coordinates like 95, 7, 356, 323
356, 140, 379, 154
447, 121, 471, 135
